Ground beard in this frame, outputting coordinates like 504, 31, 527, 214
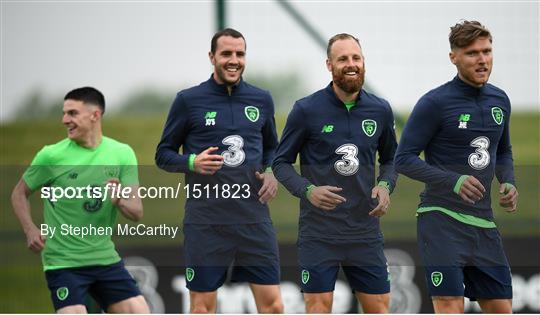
332, 66, 365, 94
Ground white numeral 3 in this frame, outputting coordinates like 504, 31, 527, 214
334, 144, 359, 176
468, 136, 490, 170
222, 135, 245, 167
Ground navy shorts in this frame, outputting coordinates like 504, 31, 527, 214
417, 211, 512, 300
44, 260, 141, 311
298, 237, 390, 294
183, 223, 280, 291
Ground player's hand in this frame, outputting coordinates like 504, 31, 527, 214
255, 171, 278, 204
25, 225, 45, 253
499, 183, 518, 213
369, 186, 390, 217
308, 186, 346, 211
458, 176, 486, 204
194, 147, 224, 175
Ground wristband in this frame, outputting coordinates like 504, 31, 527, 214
188, 154, 196, 172
453, 175, 469, 195
305, 184, 316, 199
377, 181, 391, 193
502, 183, 516, 193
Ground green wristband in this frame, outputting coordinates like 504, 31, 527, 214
305, 184, 315, 199
265, 166, 273, 173
188, 154, 196, 172
377, 181, 391, 193
453, 175, 469, 195
502, 183, 516, 193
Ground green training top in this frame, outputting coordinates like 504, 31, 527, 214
23, 137, 138, 271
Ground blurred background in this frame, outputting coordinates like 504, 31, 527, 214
1, 0, 539, 313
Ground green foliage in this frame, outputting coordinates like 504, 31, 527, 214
116, 87, 176, 115
13, 88, 63, 120
245, 71, 309, 112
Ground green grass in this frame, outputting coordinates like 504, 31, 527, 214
0, 265, 52, 313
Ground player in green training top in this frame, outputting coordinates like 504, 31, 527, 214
11, 87, 150, 313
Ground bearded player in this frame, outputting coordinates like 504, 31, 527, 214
273, 33, 398, 313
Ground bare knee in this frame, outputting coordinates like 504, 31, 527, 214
250, 283, 283, 313
259, 300, 284, 314
356, 292, 390, 313
306, 303, 332, 313
362, 302, 389, 314
478, 299, 512, 313
304, 293, 333, 313
107, 295, 150, 313
190, 291, 217, 313
432, 296, 464, 313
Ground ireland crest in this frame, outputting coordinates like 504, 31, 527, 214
186, 268, 195, 282
301, 269, 310, 284
362, 119, 377, 137
103, 166, 119, 178
431, 271, 443, 287
57, 287, 69, 301
244, 106, 260, 122
491, 107, 503, 125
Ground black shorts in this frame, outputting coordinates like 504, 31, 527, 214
183, 223, 280, 291
298, 237, 390, 294
417, 211, 512, 300
45, 260, 141, 311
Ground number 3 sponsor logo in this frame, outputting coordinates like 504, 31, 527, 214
222, 135, 245, 167
334, 144, 360, 176
468, 136, 490, 170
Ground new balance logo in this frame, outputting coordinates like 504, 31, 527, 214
321, 125, 334, 133
205, 111, 217, 126
458, 113, 470, 129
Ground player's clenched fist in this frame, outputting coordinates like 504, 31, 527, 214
26, 225, 45, 253
194, 147, 224, 175
499, 183, 518, 213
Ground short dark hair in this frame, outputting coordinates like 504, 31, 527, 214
327, 33, 361, 58
64, 87, 105, 113
210, 28, 246, 54
449, 20, 492, 50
